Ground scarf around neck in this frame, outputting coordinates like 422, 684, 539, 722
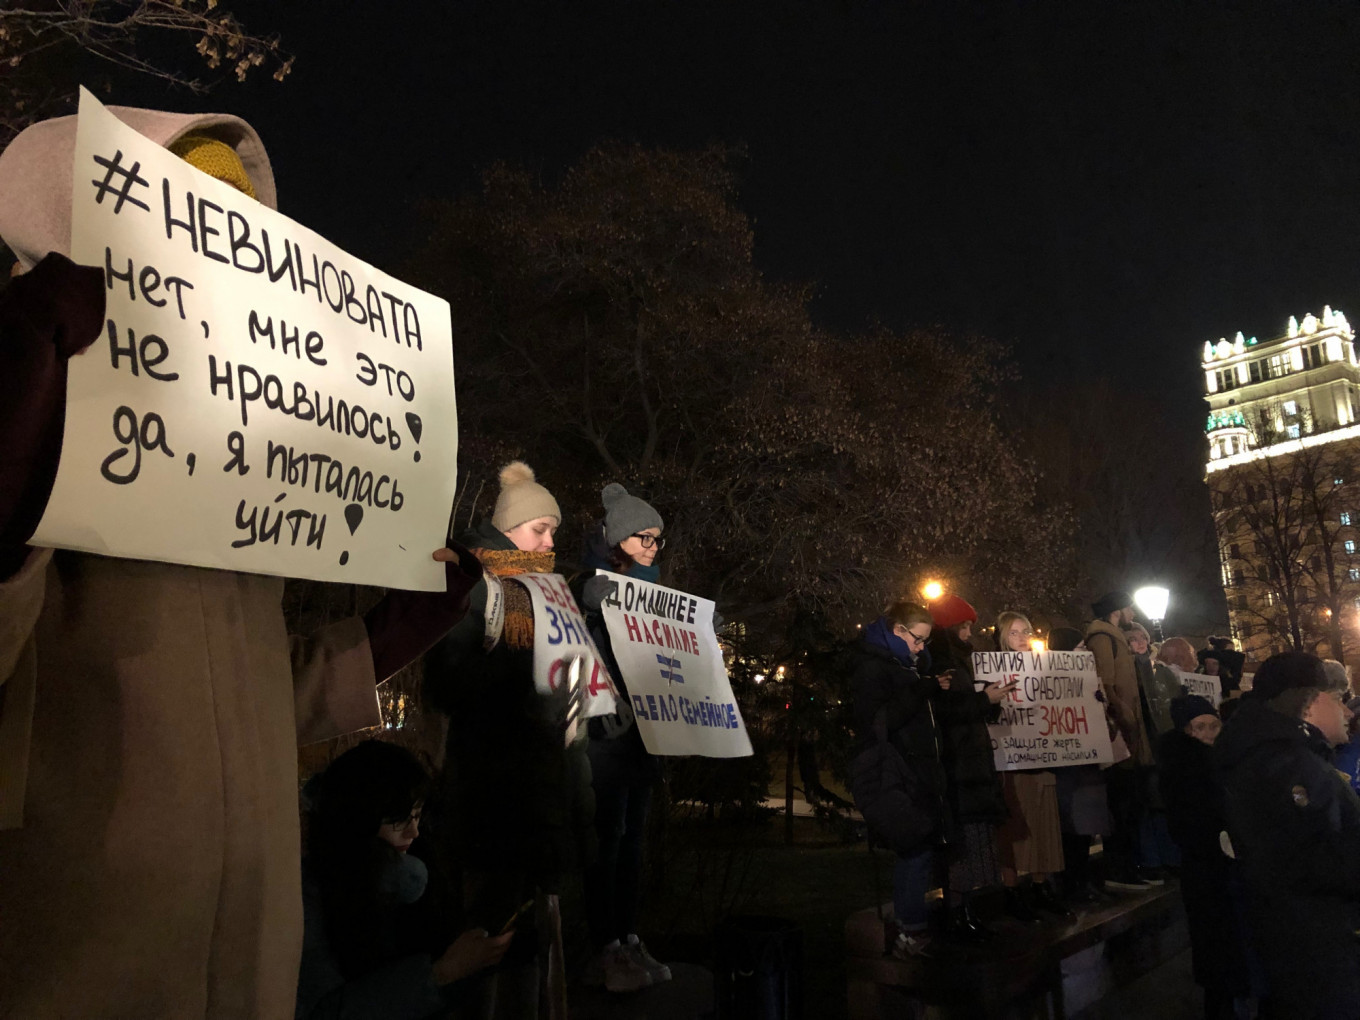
865, 616, 915, 667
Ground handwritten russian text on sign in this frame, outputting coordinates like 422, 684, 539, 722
33, 89, 456, 589
597, 570, 752, 758
973, 650, 1114, 770
518, 573, 617, 719
1180, 672, 1223, 708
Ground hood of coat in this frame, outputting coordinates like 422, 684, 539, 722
1084, 618, 1130, 651
459, 516, 516, 553
1214, 695, 1333, 772
0, 105, 276, 269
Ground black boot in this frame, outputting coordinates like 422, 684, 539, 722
951, 895, 999, 942
1004, 884, 1041, 923
1029, 879, 1076, 921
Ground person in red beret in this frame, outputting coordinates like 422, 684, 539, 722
924, 594, 1016, 940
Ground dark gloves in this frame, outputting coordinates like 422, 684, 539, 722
364, 544, 484, 682
579, 574, 617, 613
0, 253, 106, 579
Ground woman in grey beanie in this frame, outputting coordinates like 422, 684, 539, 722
575, 483, 670, 993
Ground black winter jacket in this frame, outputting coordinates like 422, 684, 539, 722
1157, 728, 1250, 993
1215, 698, 1360, 1016
924, 631, 1005, 825
422, 519, 596, 902
849, 641, 949, 843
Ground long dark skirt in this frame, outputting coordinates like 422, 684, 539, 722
947, 821, 1003, 894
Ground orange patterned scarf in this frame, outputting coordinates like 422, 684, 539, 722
471, 548, 555, 650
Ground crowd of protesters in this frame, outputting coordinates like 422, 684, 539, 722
5, 103, 1360, 1020
849, 584, 1360, 1020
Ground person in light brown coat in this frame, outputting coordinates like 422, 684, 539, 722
0, 107, 479, 1020
1084, 590, 1154, 891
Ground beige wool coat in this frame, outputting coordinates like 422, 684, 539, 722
0, 550, 379, 1019
1084, 618, 1154, 767
0, 106, 380, 1019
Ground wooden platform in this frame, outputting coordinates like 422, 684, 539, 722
569, 961, 714, 1020
846, 883, 1188, 1019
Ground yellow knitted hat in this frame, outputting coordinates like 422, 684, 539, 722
168, 133, 256, 199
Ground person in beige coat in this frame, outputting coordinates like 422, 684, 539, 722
0, 107, 479, 1019
1084, 590, 1154, 892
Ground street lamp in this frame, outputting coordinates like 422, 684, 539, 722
1134, 586, 1170, 642
921, 580, 943, 602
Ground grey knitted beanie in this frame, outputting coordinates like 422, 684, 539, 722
602, 483, 663, 546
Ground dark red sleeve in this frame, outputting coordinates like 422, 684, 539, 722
363, 543, 485, 683
0, 253, 106, 579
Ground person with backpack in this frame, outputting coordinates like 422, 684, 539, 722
848, 599, 949, 958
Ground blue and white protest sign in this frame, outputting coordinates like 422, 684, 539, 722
597, 570, 752, 758
518, 572, 618, 719
973, 649, 1114, 770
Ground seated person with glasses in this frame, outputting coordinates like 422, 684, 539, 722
296, 740, 512, 1020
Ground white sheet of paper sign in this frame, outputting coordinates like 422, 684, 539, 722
1180, 672, 1223, 708
596, 569, 752, 758
517, 573, 617, 719
972, 649, 1115, 771
32, 89, 456, 590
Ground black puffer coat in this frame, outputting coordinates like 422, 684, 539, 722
1158, 729, 1250, 994
925, 630, 1006, 825
1215, 698, 1360, 1017
849, 641, 949, 846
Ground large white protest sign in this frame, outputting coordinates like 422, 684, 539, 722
517, 573, 618, 719
1180, 672, 1223, 708
597, 570, 752, 758
973, 649, 1114, 770
33, 89, 456, 589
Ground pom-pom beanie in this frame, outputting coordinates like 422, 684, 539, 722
602, 483, 664, 546
492, 461, 561, 532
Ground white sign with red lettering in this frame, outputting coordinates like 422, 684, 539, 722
597, 570, 751, 758
517, 572, 617, 719
973, 649, 1114, 771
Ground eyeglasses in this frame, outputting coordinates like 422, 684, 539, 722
632, 533, 665, 550
381, 808, 422, 831
906, 630, 930, 644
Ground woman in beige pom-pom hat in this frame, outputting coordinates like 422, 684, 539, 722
423, 461, 593, 1017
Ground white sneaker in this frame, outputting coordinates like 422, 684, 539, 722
603, 945, 652, 993
625, 936, 672, 983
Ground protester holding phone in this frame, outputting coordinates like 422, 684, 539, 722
848, 599, 950, 958
924, 595, 1019, 941
296, 740, 512, 1020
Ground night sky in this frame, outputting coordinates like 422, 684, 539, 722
113, 0, 1360, 627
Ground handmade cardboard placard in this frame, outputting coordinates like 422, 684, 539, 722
32, 89, 456, 590
597, 570, 752, 758
973, 649, 1115, 770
